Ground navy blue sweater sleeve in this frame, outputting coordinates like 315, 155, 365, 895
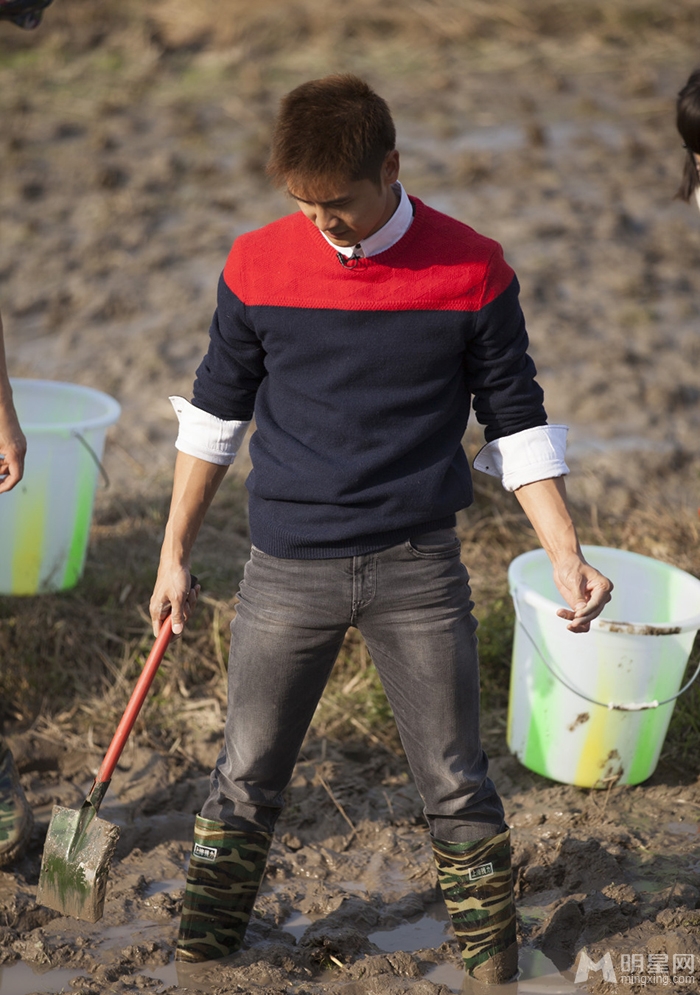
464, 273, 547, 442
191, 273, 266, 421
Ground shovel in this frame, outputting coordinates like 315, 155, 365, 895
37, 604, 186, 922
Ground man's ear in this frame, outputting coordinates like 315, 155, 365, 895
383, 149, 400, 185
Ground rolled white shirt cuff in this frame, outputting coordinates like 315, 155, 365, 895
473, 424, 569, 492
169, 395, 250, 466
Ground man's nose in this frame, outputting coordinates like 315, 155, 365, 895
316, 207, 335, 230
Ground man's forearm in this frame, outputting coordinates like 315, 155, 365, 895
161, 451, 229, 567
512, 475, 613, 631
512, 476, 581, 567
150, 452, 228, 635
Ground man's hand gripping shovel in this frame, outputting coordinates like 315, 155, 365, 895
36, 580, 197, 922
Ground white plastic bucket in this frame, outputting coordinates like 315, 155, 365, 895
0, 379, 121, 595
507, 545, 700, 788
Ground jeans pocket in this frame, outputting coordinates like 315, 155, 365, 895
407, 528, 461, 557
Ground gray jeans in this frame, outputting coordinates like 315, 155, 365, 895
200, 529, 505, 843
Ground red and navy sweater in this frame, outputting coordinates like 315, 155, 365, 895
192, 196, 546, 558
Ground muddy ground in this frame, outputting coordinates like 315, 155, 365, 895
2, 729, 700, 995
2, 2, 700, 993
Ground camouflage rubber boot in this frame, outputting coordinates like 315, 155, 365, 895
0, 737, 33, 868
176, 815, 272, 963
432, 827, 518, 984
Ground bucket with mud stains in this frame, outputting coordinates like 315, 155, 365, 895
507, 545, 700, 787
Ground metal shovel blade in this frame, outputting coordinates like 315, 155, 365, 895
36, 617, 178, 922
36, 802, 120, 922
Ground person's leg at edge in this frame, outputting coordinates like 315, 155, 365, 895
0, 735, 33, 868
358, 533, 517, 984
176, 549, 349, 963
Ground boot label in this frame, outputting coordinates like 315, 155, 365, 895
193, 842, 218, 862
468, 862, 494, 881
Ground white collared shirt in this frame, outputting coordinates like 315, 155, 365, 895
322, 182, 413, 259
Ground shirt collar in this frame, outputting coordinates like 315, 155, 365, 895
322, 182, 413, 259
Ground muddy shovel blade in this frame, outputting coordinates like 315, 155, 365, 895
36, 615, 180, 921
36, 801, 120, 922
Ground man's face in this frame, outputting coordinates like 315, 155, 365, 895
287, 150, 400, 248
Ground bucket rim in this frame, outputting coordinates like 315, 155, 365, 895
9, 378, 121, 433
508, 544, 700, 635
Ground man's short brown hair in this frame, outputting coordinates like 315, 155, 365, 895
267, 75, 396, 189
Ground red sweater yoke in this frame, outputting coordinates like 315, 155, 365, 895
223, 197, 514, 312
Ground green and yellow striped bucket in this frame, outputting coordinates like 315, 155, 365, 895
508, 546, 700, 788
0, 380, 120, 595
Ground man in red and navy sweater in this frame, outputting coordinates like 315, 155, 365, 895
151, 76, 612, 981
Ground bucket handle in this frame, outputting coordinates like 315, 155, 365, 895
511, 590, 700, 711
72, 431, 110, 489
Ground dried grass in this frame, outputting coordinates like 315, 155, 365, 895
0, 473, 248, 752
2, 469, 698, 776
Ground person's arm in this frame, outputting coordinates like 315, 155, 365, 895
150, 272, 258, 636
151, 249, 265, 636
513, 476, 612, 632
150, 452, 228, 636
0, 313, 27, 495
464, 253, 612, 630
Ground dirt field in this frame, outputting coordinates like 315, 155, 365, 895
1, 2, 700, 993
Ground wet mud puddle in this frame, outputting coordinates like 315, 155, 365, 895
0, 923, 178, 995
0, 947, 584, 995
0, 953, 175, 995
368, 911, 451, 953
281, 907, 582, 995
0, 967, 177, 995
0, 879, 186, 995
427, 948, 582, 994
0, 961, 78, 995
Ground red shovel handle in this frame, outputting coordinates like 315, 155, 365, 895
95, 616, 174, 785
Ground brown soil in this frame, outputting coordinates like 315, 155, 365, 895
2, 731, 700, 994
1, 2, 700, 993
